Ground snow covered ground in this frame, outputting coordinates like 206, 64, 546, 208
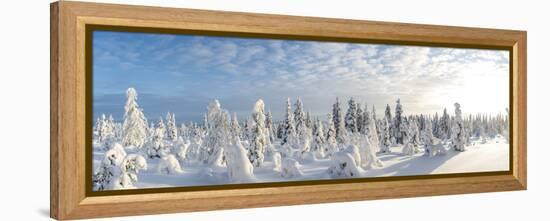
93, 136, 508, 189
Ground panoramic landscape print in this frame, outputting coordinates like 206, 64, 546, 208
91, 31, 510, 191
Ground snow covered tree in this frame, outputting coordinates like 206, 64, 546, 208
230, 112, 242, 140
157, 154, 183, 174
225, 139, 254, 182
439, 108, 451, 140
294, 98, 311, 154
166, 112, 178, 141
281, 98, 297, 147
332, 97, 345, 143
265, 110, 274, 143
345, 97, 358, 133
122, 88, 148, 149
147, 125, 165, 158
358, 133, 384, 169
248, 99, 269, 167
361, 105, 371, 135
394, 99, 404, 144
242, 117, 252, 142
156, 118, 166, 139
294, 98, 306, 130
379, 118, 392, 153
451, 103, 466, 151
113, 154, 147, 189
305, 111, 313, 129
327, 151, 363, 177
98, 114, 115, 148
365, 110, 379, 153
325, 113, 338, 156
94, 117, 102, 141
421, 117, 434, 148
356, 105, 364, 133
408, 118, 421, 147
311, 119, 326, 158
202, 100, 230, 165
384, 104, 393, 143
92, 143, 126, 191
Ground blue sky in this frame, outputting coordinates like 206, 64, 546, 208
93, 30, 509, 123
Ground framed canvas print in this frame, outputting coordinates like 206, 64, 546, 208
50, 1, 527, 220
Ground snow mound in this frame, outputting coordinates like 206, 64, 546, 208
281, 158, 303, 178
157, 154, 183, 174
425, 138, 447, 157
327, 151, 364, 177
272, 152, 282, 172
225, 140, 254, 182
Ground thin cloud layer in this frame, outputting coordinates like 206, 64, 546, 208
93, 31, 509, 122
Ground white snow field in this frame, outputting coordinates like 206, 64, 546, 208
92, 136, 508, 189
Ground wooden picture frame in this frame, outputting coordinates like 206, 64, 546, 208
50, 1, 527, 220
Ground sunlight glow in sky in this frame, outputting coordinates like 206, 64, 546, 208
93, 31, 509, 122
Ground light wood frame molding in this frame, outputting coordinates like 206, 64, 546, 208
50, 1, 527, 220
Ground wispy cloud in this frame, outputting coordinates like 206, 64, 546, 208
93, 31, 509, 122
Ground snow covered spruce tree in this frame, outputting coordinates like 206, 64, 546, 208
224, 139, 254, 182
281, 98, 297, 148
421, 117, 434, 149
230, 112, 242, 140
359, 116, 383, 169
366, 110, 380, 152
345, 97, 359, 133
356, 105, 364, 134
439, 108, 451, 140
305, 111, 313, 129
325, 113, 338, 156
248, 99, 269, 167
408, 118, 421, 147
379, 117, 392, 153
393, 99, 404, 144
113, 154, 148, 189
451, 103, 466, 152
202, 100, 230, 165
147, 119, 167, 158
332, 97, 345, 144
97, 114, 115, 148
294, 98, 312, 155
312, 119, 326, 158
121, 88, 149, 149
92, 143, 127, 191
166, 112, 178, 141
384, 104, 393, 143
265, 110, 275, 143
361, 105, 371, 135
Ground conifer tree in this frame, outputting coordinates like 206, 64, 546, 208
122, 88, 148, 149
249, 99, 268, 166
345, 97, 358, 133
451, 103, 466, 151
394, 99, 404, 144
281, 98, 297, 146
311, 119, 326, 158
325, 113, 338, 155
332, 97, 345, 143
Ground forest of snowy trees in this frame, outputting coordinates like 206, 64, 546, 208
93, 88, 509, 191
